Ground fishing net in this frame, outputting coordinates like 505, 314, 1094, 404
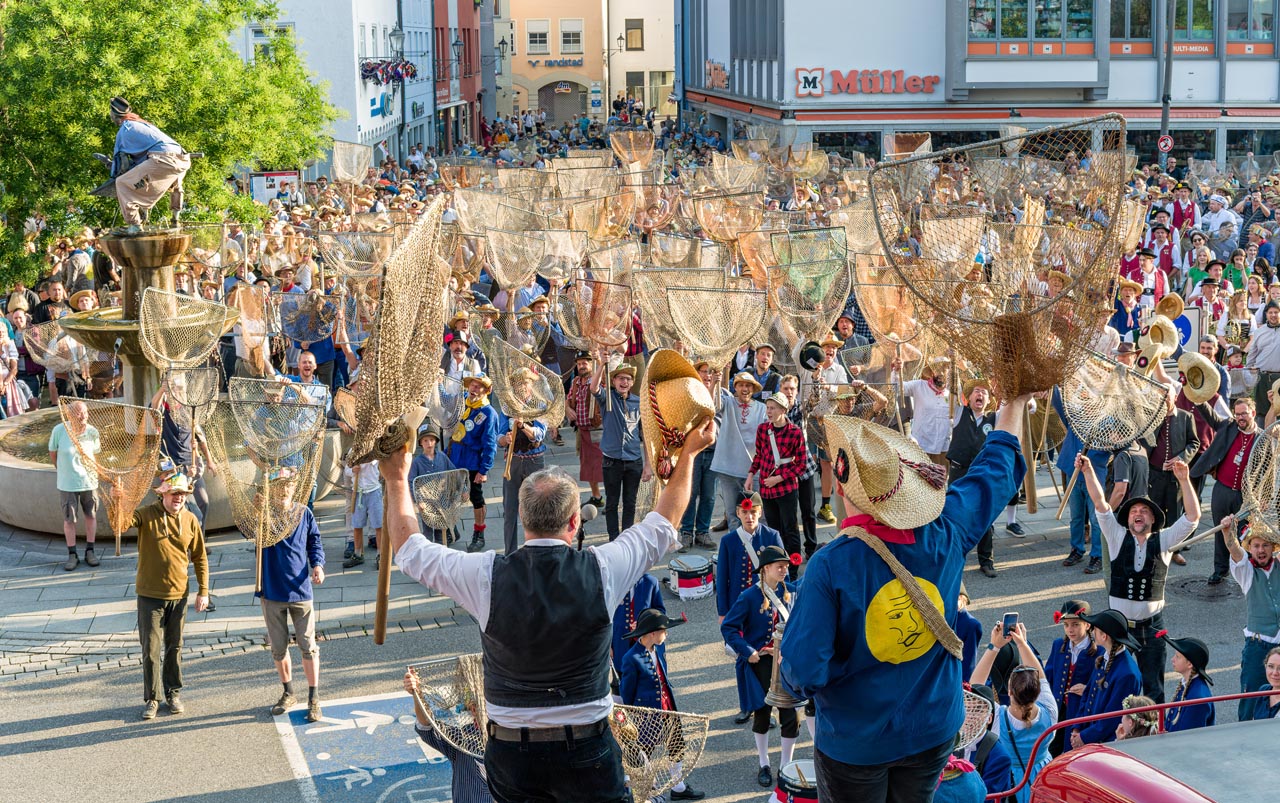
346, 196, 451, 466
555, 165, 624, 199
331, 387, 356, 429
488, 310, 553, 356
564, 279, 633, 350
407, 654, 489, 759
138, 288, 230, 370
665, 287, 767, 368
57, 399, 162, 555
182, 223, 241, 272
805, 382, 905, 449
484, 334, 566, 428
331, 140, 374, 183
1060, 352, 1167, 452
412, 469, 472, 531
630, 184, 680, 234
453, 188, 541, 236
203, 400, 324, 556
424, 374, 467, 436
227, 377, 329, 461
226, 283, 272, 377
335, 272, 381, 349
494, 167, 556, 192
851, 253, 941, 381
737, 229, 781, 279
24, 320, 88, 375
163, 367, 221, 430
647, 233, 730, 269
633, 268, 728, 350
611, 130, 656, 167
1242, 427, 1280, 541
691, 191, 766, 255
274, 291, 339, 343
436, 159, 496, 191
610, 705, 712, 803
568, 193, 639, 247
699, 152, 767, 193
869, 115, 1130, 398
587, 240, 642, 282
484, 228, 543, 290
537, 229, 589, 282
316, 230, 398, 275
563, 150, 615, 167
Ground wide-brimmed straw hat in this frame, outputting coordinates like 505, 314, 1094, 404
639, 349, 715, 482
68, 289, 95, 309
1117, 278, 1143, 295
1178, 351, 1221, 404
1137, 314, 1180, 360
920, 355, 952, 382
824, 415, 948, 530
610, 363, 637, 380
1155, 292, 1185, 321
157, 472, 195, 495
462, 372, 491, 392
730, 371, 762, 392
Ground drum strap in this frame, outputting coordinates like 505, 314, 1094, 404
842, 526, 963, 660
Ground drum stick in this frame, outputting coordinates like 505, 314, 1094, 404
503, 427, 516, 481
669, 557, 693, 572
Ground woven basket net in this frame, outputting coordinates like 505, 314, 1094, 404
226, 283, 272, 377
203, 399, 324, 548
665, 287, 767, 368
869, 114, 1130, 398
1060, 352, 1168, 451
163, 367, 220, 430
412, 468, 472, 531
331, 140, 374, 184
24, 320, 87, 375
345, 196, 450, 466
1242, 426, 1280, 542
481, 333, 566, 427
274, 291, 339, 344
58, 399, 162, 550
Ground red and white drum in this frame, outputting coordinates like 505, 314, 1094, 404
774, 759, 818, 803
668, 556, 714, 601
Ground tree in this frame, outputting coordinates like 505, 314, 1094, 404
0, 0, 338, 286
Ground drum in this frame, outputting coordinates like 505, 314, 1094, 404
774, 759, 818, 803
667, 556, 715, 601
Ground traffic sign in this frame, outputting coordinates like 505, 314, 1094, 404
274, 691, 453, 803
1158, 135, 1174, 153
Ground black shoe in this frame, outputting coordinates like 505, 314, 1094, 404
757, 765, 773, 787
587, 496, 603, 508
342, 553, 364, 568
271, 691, 297, 716
980, 562, 997, 578
1062, 548, 1084, 567
1207, 571, 1228, 585
671, 785, 706, 801
712, 519, 729, 533
733, 711, 752, 725
367, 536, 378, 549
1006, 522, 1026, 537
1084, 557, 1103, 575
343, 542, 355, 560
64, 552, 79, 572
467, 535, 485, 553
84, 548, 100, 567
693, 532, 716, 549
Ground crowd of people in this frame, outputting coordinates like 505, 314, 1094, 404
13, 95, 1280, 803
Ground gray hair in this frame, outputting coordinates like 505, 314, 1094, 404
518, 467, 580, 538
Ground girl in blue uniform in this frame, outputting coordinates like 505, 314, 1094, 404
611, 573, 664, 676
1160, 632, 1216, 732
618, 608, 705, 801
1042, 600, 1097, 755
1248, 647, 1280, 720
720, 545, 800, 788
1069, 610, 1142, 749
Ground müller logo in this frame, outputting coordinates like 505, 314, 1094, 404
796, 68, 941, 97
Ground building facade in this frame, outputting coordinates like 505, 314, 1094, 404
495, 0, 518, 117
680, 0, 1280, 166
402, 0, 437, 155
606, 0, 678, 118
508, 0, 606, 124
433, 0, 482, 151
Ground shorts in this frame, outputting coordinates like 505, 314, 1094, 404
468, 469, 486, 509
61, 490, 98, 524
260, 598, 317, 660
351, 486, 384, 530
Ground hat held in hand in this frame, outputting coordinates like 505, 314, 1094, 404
640, 349, 715, 482
824, 414, 947, 530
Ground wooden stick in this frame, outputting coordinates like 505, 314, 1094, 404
255, 539, 263, 595
374, 485, 392, 645
1172, 508, 1252, 553
1021, 409, 1038, 515
503, 427, 516, 480
1056, 463, 1081, 521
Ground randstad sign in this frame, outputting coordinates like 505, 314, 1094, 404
794, 68, 940, 98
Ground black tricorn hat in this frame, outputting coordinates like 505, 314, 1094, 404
1159, 632, 1213, 685
621, 608, 686, 640
1114, 495, 1165, 533
1079, 609, 1141, 651
798, 341, 825, 371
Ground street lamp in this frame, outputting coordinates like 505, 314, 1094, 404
498, 37, 509, 59
606, 33, 626, 117
452, 36, 464, 77
389, 26, 405, 58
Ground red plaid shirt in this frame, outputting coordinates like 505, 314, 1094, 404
566, 376, 598, 428
749, 420, 807, 498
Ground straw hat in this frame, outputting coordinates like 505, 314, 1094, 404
920, 355, 952, 381
1047, 269, 1070, 287
1137, 314, 1179, 360
68, 289, 95, 309
824, 415, 948, 529
730, 371, 762, 392
1155, 292, 1185, 321
1177, 351, 1221, 404
819, 333, 843, 348
448, 310, 470, 329
639, 349, 715, 481
508, 366, 540, 385
157, 472, 195, 495
462, 372, 492, 393
1117, 278, 1143, 295
961, 377, 992, 399
610, 363, 637, 380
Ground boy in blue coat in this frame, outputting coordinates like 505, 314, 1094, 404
1160, 633, 1216, 732
721, 544, 801, 789
1070, 610, 1143, 748
449, 374, 497, 553
715, 492, 784, 623
1043, 600, 1097, 755
612, 573, 665, 675
781, 395, 1030, 800
618, 608, 705, 801
409, 423, 457, 545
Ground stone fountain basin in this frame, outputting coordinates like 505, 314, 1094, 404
58, 305, 240, 358
0, 408, 343, 537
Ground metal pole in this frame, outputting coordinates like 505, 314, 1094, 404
1158, 0, 1177, 170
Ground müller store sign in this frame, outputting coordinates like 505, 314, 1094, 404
795, 67, 940, 97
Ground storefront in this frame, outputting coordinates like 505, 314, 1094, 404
680, 0, 1280, 167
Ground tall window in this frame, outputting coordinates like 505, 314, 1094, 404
1175, 0, 1216, 40
358, 24, 366, 58
1111, 0, 1154, 38
625, 71, 644, 99
967, 0, 1093, 39
1228, 0, 1275, 39
560, 19, 583, 53
250, 24, 293, 62
625, 19, 644, 50
527, 19, 550, 54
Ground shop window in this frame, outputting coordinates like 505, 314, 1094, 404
1228, 131, 1280, 182
1175, 0, 1216, 40
1228, 0, 1275, 39
813, 131, 882, 162
1111, 1, 1154, 39
625, 19, 644, 51
967, 0, 1093, 40
1128, 129, 1216, 164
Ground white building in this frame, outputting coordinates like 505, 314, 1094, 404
234, 0, 435, 171
606, 0, 677, 117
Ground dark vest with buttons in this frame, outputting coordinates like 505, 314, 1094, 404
1109, 533, 1167, 602
482, 545, 612, 708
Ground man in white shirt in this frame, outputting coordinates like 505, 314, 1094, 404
385, 418, 716, 802
1202, 194, 1241, 235
1076, 454, 1199, 702
1221, 516, 1280, 720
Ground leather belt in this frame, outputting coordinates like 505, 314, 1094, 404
486, 718, 608, 743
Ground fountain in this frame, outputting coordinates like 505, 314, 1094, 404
0, 228, 342, 536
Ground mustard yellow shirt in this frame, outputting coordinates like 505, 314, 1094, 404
132, 502, 209, 600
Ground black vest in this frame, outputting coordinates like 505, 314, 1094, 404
1109, 533, 1167, 602
482, 545, 612, 708
947, 407, 995, 468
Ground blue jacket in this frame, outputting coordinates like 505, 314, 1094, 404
611, 574, 664, 673
957, 610, 984, 682
780, 429, 1025, 765
979, 736, 1014, 802
1044, 637, 1099, 724
449, 398, 498, 474
409, 449, 456, 482
1248, 683, 1280, 720
619, 641, 677, 710
256, 507, 324, 603
714, 524, 784, 617
1075, 649, 1142, 745
722, 580, 796, 714
1165, 675, 1216, 732
494, 408, 547, 458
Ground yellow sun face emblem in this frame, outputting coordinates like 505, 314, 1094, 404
865, 577, 945, 664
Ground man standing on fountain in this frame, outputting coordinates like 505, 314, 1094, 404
108, 97, 191, 227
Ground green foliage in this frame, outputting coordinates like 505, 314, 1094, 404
0, 0, 338, 285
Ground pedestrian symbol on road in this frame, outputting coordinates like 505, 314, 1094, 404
1158, 135, 1174, 153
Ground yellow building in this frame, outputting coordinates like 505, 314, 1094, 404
507, 0, 605, 123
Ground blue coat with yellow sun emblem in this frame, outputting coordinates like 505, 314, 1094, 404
779, 429, 1024, 766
